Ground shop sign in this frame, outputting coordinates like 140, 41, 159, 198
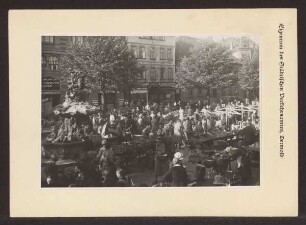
42, 77, 60, 91
132, 89, 148, 94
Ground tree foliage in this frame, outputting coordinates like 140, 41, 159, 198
175, 41, 240, 92
238, 48, 259, 91
60, 36, 142, 95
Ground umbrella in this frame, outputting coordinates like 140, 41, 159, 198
64, 102, 99, 115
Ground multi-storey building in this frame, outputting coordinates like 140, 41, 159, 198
41, 36, 177, 114
177, 36, 258, 103
41, 36, 83, 114
126, 36, 177, 105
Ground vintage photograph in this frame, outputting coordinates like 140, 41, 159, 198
41, 35, 260, 188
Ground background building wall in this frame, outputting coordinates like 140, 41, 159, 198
176, 36, 257, 104
126, 36, 176, 104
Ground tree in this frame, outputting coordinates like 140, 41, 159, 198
238, 48, 259, 99
175, 40, 240, 101
60, 36, 142, 108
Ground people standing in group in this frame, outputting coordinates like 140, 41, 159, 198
44, 96, 260, 187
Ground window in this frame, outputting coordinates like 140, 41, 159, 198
139, 46, 146, 59
168, 68, 173, 80
160, 67, 165, 80
150, 67, 157, 80
150, 47, 156, 60
72, 36, 83, 44
48, 56, 59, 70
167, 48, 173, 60
42, 36, 54, 43
142, 67, 147, 79
131, 46, 138, 57
160, 48, 166, 60
42, 56, 47, 69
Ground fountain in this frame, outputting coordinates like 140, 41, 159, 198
42, 70, 100, 160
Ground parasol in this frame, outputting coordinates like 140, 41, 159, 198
53, 101, 100, 116
52, 103, 70, 115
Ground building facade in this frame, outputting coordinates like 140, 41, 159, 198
41, 36, 177, 114
126, 36, 177, 105
41, 36, 84, 114
177, 36, 258, 103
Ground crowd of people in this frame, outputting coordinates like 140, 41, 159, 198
42, 98, 260, 187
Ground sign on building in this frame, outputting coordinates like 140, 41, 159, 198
42, 77, 60, 91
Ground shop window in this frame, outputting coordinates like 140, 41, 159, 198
167, 48, 173, 61
160, 48, 166, 60
42, 36, 54, 44
150, 47, 156, 60
48, 56, 59, 71
139, 46, 146, 59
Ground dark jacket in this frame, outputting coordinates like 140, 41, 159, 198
162, 165, 188, 187
238, 125, 257, 145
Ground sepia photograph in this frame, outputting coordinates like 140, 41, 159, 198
9, 9, 298, 217
41, 35, 260, 188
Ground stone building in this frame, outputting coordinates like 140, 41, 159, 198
126, 36, 177, 105
176, 36, 258, 104
41, 36, 177, 114
41, 36, 83, 114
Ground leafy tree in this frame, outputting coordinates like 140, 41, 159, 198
238, 48, 259, 99
60, 36, 142, 107
175, 40, 240, 101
